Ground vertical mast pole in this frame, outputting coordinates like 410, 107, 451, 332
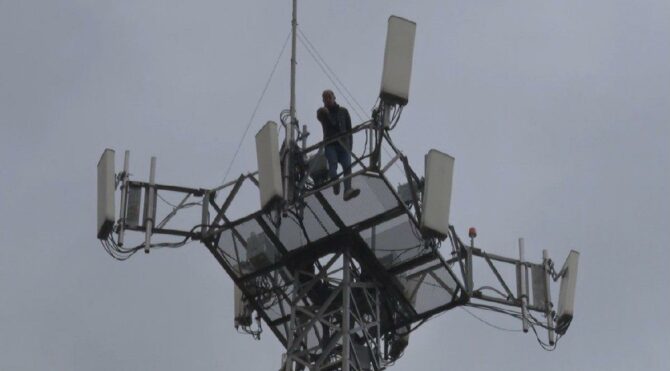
284, 0, 298, 203
543, 249, 556, 345
144, 156, 156, 254
290, 0, 297, 126
519, 238, 529, 332
117, 150, 130, 246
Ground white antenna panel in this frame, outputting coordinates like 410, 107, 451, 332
97, 148, 115, 239
420, 150, 454, 238
380, 15, 416, 106
556, 250, 579, 334
255, 121, 283, 210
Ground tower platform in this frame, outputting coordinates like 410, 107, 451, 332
205, 168, 466, 349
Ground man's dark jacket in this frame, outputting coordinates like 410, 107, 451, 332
317, 104, 352, 149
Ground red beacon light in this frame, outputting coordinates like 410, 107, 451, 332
468, 227, 477, 239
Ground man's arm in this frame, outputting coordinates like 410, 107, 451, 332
317, 107, 329, 124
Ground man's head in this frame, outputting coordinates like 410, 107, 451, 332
322, 89, 336, 108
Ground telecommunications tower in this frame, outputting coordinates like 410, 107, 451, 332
96, 5, 579, 371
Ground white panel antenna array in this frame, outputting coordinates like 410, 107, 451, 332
380, 16, 416, 106
420, 150, 455, 238
255, 121, 284, 210
97, 149, 115, 239
556, 250, 580, 334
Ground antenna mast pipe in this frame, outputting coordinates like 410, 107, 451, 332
519, 238, 529, 332
543, 249, 556, 345
117, 150, 130, 246
144, 157, 156, 254
290, 0, 297, 124
285, 0, 298, 203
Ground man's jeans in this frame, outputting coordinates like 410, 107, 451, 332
324, 143, 352, 191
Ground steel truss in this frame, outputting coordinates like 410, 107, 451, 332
283, 248, 385, 371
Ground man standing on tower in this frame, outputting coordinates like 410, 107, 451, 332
316, 89, 360, 201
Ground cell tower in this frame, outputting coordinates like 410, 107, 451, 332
96, 7, 579, 371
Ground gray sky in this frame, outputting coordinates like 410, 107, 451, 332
1, 1, 668, 370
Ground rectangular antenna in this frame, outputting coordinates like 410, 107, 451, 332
556, 250, 580, 334
97, 149, 115, 239
255, 121, 283, 210
420, 149, 454, 238
380, 15, 416, 105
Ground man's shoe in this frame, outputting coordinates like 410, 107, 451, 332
343, 188, 360, 201
333, 183, 340, 195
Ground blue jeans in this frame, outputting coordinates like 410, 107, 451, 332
325, 143, 352, 191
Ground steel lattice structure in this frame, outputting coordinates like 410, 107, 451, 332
99, 114, 575, 370
97, 8, 577, 370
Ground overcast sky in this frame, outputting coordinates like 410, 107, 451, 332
1, 1, 668, 370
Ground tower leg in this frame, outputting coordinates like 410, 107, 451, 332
282, 248, 383, 370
